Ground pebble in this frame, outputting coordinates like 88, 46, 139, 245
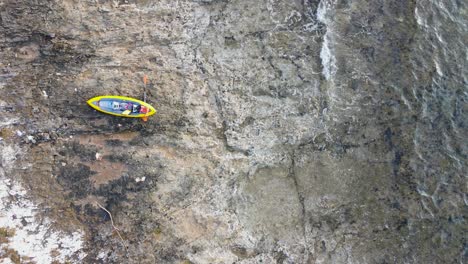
26, 135, 36, 143
135, 177, 146, 183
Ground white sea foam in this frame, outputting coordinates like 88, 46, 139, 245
434, 58, 443, 76
414, 6, 426, 27
317, 0, 337, 81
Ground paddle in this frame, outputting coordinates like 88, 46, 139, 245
143, 75, 148, 103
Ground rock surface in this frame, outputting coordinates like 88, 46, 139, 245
0, 0, 466, 263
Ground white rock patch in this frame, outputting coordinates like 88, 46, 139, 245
0, 144, 86, 263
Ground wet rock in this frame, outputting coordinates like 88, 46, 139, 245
57, 163, 95, 199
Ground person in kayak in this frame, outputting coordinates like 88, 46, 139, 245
119, 102, 133, 111
132, 104, 142, 113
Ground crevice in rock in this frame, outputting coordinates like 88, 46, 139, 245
288, 150, 308, 261
212, 90, 249, 155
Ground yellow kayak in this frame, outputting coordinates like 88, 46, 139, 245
87, 95, 156, 118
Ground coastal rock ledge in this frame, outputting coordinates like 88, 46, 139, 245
0, 0, 465, 263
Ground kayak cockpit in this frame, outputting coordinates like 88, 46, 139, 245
87, 95, 156, 118
96, 100, 149, 114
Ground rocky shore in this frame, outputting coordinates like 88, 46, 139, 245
0, 0, 465, 263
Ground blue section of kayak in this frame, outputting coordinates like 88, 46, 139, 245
94, 98, 143, 116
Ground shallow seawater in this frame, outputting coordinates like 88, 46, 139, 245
314, 0, 466, 260
408, 0, 467, 257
